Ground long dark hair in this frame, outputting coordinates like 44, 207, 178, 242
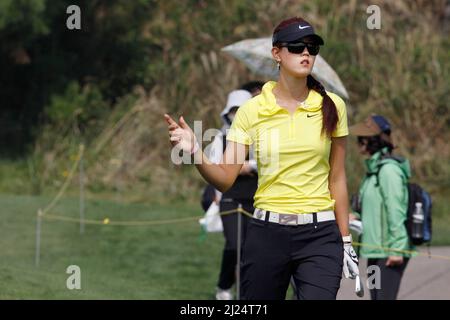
274, 17, 338, 137
358, 135, 395, 155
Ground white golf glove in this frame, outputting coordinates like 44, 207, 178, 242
342, 234, 364, 297
343, 234, 359, 279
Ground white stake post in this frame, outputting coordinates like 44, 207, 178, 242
79, 145, 85, 234
35, 209, 42, 267
236, 203, 242, 300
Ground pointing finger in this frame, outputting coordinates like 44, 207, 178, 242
164, 114, 179, 127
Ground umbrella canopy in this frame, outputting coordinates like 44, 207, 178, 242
221, 37, 349, 100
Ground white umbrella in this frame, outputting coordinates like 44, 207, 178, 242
221, 37, 349, 100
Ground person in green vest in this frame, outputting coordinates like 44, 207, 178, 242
349, 114, 416, 300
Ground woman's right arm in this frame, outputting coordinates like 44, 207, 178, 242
164, 114, 248, 193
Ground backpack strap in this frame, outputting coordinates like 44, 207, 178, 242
371, 154, 404, 187
371, 155, 407, 215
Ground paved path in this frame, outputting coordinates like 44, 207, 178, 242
337, 246, 450, 300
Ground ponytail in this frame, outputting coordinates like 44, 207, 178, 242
307, 75, 338, 138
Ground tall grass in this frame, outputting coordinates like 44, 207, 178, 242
20, 0, 449, 210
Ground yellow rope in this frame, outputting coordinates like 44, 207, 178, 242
352, 241, 450, 261
40, 205, 450, 261
35, 147, 450, 262
40, 144, 84, 216
37, 142, 251, 227
42, 208, 244, 226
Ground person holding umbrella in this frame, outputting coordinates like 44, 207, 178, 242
164, 17, 359, 300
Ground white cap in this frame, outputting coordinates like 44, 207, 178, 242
220, 90, 252, 120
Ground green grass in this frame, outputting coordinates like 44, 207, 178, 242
430, 193, 450, 245
0, 192, 449, 299
0, 194, 227, 299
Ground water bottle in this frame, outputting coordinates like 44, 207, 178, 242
412, 202, 424, 241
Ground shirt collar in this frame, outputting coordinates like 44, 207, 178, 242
258, 81, 324, 116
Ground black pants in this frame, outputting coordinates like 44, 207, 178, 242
367, 258, 409, 300
240, 216, 344, 300
217, 199, 253, 290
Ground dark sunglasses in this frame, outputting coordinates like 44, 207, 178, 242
279, 42, 320, 56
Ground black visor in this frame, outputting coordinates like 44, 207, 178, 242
272, 21, 324, 46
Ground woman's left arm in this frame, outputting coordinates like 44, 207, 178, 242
329, 136, 350, 237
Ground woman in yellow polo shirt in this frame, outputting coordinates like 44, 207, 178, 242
164, 17, 360, 300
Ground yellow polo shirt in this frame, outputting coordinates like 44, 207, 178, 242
226, 81, 348, 214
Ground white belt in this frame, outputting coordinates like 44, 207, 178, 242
253, 208, 335, 226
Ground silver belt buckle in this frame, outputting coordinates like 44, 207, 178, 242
255, 209, 265, 220
279, 214, 298, 225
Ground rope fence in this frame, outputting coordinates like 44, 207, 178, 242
40, 208, 252, 226
37, 207, 450, 261
34, 143, 450, 269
